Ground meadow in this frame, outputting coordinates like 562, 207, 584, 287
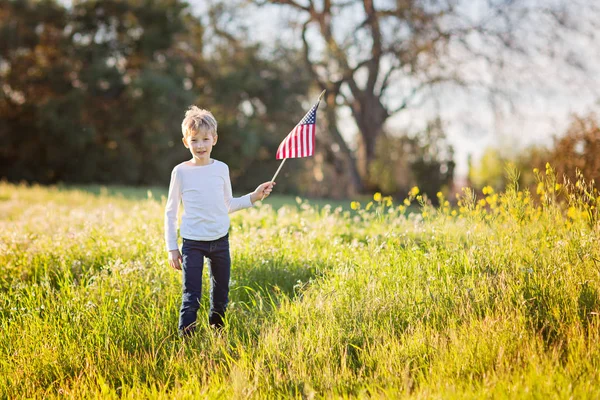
1, 166, 599, 399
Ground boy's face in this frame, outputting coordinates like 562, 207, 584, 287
183, 128, 218, 165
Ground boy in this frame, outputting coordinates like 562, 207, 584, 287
165, 106, 274, 335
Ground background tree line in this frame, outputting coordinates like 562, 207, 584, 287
469, 112, 600, 194
0, 0, 313, 194
1, 0, 597, 199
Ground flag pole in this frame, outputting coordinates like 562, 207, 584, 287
270, 158, 287, 183
260, 158, 286, 201
261, 90, 326, 201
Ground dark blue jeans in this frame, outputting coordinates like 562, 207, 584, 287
179, 233, 230, 334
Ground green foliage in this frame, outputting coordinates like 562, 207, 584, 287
468, 147, 507, 191
0, 0, 310, 189
469, 112, 600, 196
371, 119, 455, 201
204, 45, 312, 193
1, 173, 599, 397
550, 113, 600, 187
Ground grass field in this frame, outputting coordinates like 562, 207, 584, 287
1, 168, 600, 398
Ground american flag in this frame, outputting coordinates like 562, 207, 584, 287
276, 100, 320, 160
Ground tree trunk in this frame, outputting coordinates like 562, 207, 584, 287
324, 93, 364, 194
350, 92, 389, 190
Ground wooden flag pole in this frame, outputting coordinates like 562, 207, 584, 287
260, 158, 286, 201
317, 89, 326, 102
260, 90, 326, 201
270, 157, 287, 182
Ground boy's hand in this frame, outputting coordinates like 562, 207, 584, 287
168, 249, 182, 270
251, 181, 276, 203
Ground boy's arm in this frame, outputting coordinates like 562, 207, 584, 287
223, 165, 253, 213
223, 166, 276, 212
164, 167, 182, 252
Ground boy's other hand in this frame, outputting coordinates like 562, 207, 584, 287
168, 249, 182, 270
251, 181, 276, 203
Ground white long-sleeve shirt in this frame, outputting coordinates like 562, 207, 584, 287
164, 160, 253, 251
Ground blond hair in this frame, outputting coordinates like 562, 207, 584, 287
181, 106, 218, 137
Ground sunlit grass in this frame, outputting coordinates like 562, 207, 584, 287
1, 168, 599, 398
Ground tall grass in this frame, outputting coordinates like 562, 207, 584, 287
1, 166, 599, 398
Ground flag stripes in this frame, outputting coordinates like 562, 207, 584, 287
276, 123, 316, 159
276, 102, 319, 160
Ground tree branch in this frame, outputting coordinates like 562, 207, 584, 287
363, 0, 381, 94
267, 0, 311, 12
390, 79, 438, 115
379, 61, 400, 96
300, 19, 326, 89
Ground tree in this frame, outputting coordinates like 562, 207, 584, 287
231, 0, 598, 194
63, 0, 204, 184
468, 147, 507, 191
467, 113, 600, 195
0, 0, 200, 184
0, 0, 75, 182
371, 118, 455, 200
408, 119, 455, 200
0, 0, 311, 188
550, 113, 600, 185
194, 7, 313, 191
514, 145, 550, 191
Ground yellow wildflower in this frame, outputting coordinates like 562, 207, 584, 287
350, 201, 360, 210
436, 191, 443, 198
403, 198, 411, 206
533, 168, 539, 174
536, 182, 544, 195
410, 186, 420, 197
486, 195, 497, 206
366, 201, 373, 211
373, 192, 382, 202
384, 196, 393, 207
451, 210, 457, 217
